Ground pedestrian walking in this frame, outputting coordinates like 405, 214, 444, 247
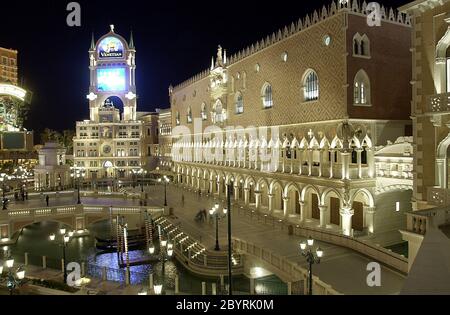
181, 193, 185, 207
46, 195, 50, 207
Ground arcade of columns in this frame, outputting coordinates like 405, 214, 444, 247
172, 132, 377, 237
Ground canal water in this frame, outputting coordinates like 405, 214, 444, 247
7, 221, 287, 295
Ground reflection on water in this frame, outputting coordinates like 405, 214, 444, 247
8, 220, 286, 294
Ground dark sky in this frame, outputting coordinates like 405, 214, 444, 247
0, 0, 410, 139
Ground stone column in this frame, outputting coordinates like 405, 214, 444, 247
365, 207, 376, 235
357, 149, 363, 179
329, 150, 335, 179
341, 152, 350, 180
268, 194, 275, 214
319, 205, 328, 228
283, 197, 290, 218
340, 208, 355, 237
308, 150, 313, 176
255, 191, 262, 210
209, 180, 213, 195
244, 188, 250, 206
234, 185, 239, 201
299, 150, 304, 176
436, 158, 446, 188
299, 201, 305, 223
367, 149, 375, 179
319, 150, 324, 177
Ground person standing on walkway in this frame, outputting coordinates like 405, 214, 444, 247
181, 193, 185, 208
45, 195, 49, 207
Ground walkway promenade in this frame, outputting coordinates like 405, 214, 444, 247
4, 186, 406, 294
144, 184, 406, 295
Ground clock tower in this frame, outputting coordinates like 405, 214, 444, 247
73, 26, 146, 184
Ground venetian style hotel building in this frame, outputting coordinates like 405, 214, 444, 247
170, 1, 414, 245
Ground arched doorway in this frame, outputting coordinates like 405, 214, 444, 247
286, 184, 301, 216
271, 181, 283, 213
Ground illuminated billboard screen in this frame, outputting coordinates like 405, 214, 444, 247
97, 68, 126, 92
98, 36, 124, 59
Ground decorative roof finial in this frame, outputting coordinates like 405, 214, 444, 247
90, 32, 95, 50
129, 30, 135, 49
110, 24, 115, 33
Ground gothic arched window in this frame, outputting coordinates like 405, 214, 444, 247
303, 70, 319, 101
235, 92, 244, 114
262, 83, 273, 108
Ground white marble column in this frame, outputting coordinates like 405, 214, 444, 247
244, 188, 250, 206
299, 150, 304, 176
268, 194, 274, 214
357, 149, 363, 179
329, 150, 335, 179
340, 207, 355, 237
234, 185, 239, 201
283, 197, 290, 218
308, 150, 313, 176
341, 152, 350, 180
299, 201, 305, 223
255, 191, 262, 210
364, 206, 376, 235
319, 205, 328, 228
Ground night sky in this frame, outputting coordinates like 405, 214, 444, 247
0, 0, 409, 140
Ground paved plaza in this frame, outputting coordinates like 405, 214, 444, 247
143, 185, 406, 295
4, 185, 406, 295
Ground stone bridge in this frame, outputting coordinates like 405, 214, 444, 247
0, 204, 165, 243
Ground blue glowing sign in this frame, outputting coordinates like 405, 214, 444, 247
98, 36, 124, 59
97, 68, 126, 92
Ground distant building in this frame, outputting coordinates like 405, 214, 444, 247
34, 142, 70, 191
0, 46, 35, 168
157, 108, 172, 173
0, 47, 18, 85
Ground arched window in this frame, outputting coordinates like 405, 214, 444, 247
213, 99, 225, 123
201, 103, 208, 121
262, 83, 273, 108
353, 33, 370, 58
187, 107, 192, 123
303, 70, 319, 101
354, 38, 359, 55
235, 92, 244, 114
354, 69, 371, 106
361, 35, 370, 57
175, 111, 180, 126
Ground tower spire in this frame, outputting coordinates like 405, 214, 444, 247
129, 30, 135, 49
90, 32, 95, 50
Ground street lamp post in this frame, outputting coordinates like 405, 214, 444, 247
209, 203, 227, 252
1, 248, 26, 295
149, 226, 173, 295
71, 167, 86, 205
226, 183, 233, 296
158, 176, 170, 207
0, 177, 6, 210
300, 236, 324, 295
50, 228, 73, 284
